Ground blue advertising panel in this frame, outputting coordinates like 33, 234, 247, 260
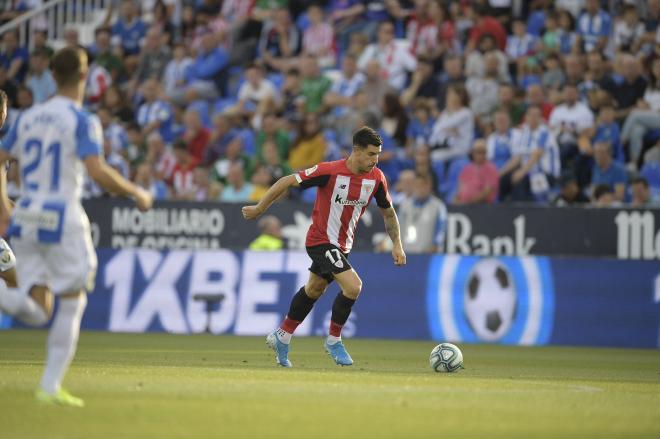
4, 250, 660, 348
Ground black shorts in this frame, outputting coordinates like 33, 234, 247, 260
306, 244, 352, 283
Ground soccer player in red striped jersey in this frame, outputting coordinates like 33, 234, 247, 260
242, 127, 406, 367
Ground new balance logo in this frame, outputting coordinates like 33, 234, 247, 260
334, 194, 367, 206
340, 185, 347, 189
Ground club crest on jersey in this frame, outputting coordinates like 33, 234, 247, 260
304, 165, 318, 176
363, 183, 374, 194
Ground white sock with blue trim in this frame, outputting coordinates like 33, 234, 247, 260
40, 294, 87, 394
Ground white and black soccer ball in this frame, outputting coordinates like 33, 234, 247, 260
429, 343, 463, 373
464, 259, 517, 342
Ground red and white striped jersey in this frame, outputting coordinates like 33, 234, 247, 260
295, 160, 392, 253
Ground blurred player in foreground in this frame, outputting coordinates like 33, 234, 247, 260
0, 47, 153, 407
243, 127, 406, 367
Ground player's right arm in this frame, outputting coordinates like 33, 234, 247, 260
84, 155, 153, 212
242, 174, 300, 220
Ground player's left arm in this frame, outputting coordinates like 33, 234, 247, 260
380, 206, 406, 266
374, 174, 406, 266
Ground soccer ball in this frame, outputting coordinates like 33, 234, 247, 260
429, 343, 463, 373
464, 258, 517, 342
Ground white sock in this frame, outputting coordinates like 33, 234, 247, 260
40, 294, 87, 394
0, 282, 48, 326
326, 335, 341, 345
276, 328, 292, 344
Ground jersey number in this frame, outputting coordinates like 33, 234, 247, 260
325, 249, 344, 268
23, 139, 61, 192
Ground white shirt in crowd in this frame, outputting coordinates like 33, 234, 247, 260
357, 41, 417, 91
238, 79, 280, 107
549, 101, 595, 142
428, 107, 475, 162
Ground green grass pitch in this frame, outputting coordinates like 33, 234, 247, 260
1, 330, 659, 439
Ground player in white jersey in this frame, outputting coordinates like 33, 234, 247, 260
0, 48, 153, 407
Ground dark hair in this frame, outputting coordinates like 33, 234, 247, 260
174, 139, 188, 151
593, 183, 613, 200
95, 26, 111, 37
51, 47, 86, 88
447, 83, 469, 107
631, 176, 649, 188
353, 126, 382, 149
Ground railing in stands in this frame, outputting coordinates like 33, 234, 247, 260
0, 0, 109, 51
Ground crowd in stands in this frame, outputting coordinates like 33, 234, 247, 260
1, 0, 659, 209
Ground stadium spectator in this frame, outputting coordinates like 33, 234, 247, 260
465, 34, 509, 84
401, 56, 441, 108
302, 4, 336, 68
220, 161, 254, 202
186, 165, 221, 201
101, 84, 134, 124
576, 0, 612, 53
358, 21, 417, 91
178, 33, 229, 104
467, 4, 507, 52
428, 84, 474, 163
391, 168, 416, 205
249, 214, 284, 250
552, 171, 590, 206
134, 162, 169, 200
171, 140, 200, 199
137, 78, 175, 144
288, 113, 326, 171
380, 92, 409, 148
591, 183, 617, 207
91, 27, 124, 82
163, 44, 193, 101
466, 51, 501, 130
526, 84, 554, 121
500, 106, 560, 202
549, 83, 595, 185
621, 57, 660, 167
210, 133, 251, 185
0, 30, 29, 84
437, 54, 465, 111
146, 132, 176, 182
591, 142, 628, 202
360, 58, 392, 113
25, 49, 55, 104
110, 0, 147, 59
205, 113, 239, 165
324, 54, 365, 120
249, 163, 275, 201
255, 113, 290, 162
259, 7, 300, 72
629, 176, 659, 207
237, 63, 280, 128
397, 173, 447, 254
182, 109, 210, 163
487, 110, 514, 171
611, 55, 647, 120
32, 30, 54, 59
455, 139, 499, 204
495, 83, 525, 126
258, 139, 293, 183
130, 27, 172, 95
300, 55, 332, 114
405, 98, 434, 154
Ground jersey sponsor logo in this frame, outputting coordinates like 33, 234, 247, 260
304, 165, 318, 176
334, 194, 368, 206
